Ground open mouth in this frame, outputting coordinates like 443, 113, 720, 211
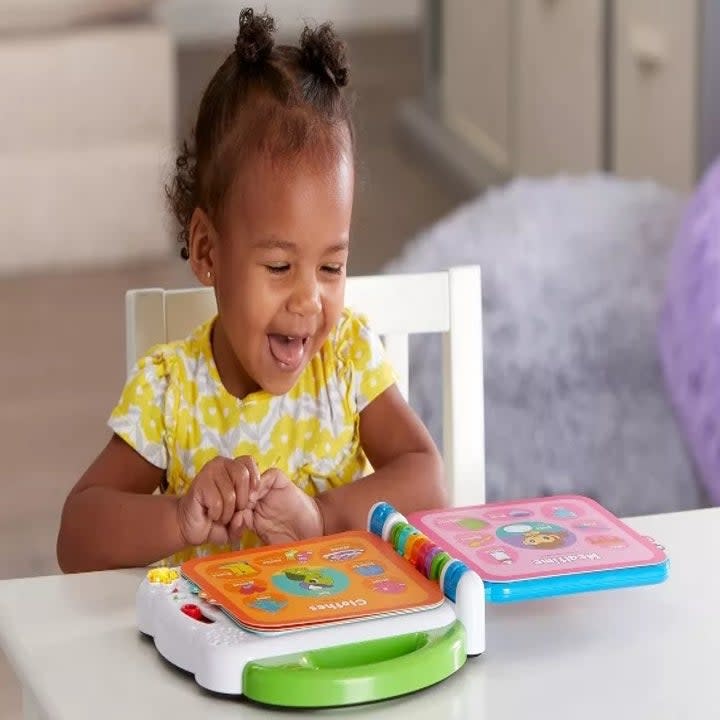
267, 334, 310, 371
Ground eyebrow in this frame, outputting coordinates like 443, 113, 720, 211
252, 237, 349, 253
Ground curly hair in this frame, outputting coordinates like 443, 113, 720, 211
166, 7, 353, 259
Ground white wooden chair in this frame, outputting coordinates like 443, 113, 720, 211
125, 266, 485, 506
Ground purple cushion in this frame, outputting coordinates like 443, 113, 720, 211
659, 159, 720, 504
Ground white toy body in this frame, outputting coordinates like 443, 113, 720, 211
136, 575, 471, 696
136, 504, 485, 701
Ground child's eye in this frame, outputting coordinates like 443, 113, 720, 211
322, 264, 344, 275
265, 264, 290, 274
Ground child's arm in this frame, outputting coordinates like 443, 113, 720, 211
316, 384, 447, 534
57, 435, 182, 572
57, 435, 258, 572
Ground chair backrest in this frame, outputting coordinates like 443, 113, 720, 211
125, 266, 485, 506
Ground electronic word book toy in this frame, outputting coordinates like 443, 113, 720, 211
136, 494, 668, 707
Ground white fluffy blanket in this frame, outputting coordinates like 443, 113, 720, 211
383, 175, 705, 515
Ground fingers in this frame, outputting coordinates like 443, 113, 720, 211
207, 521, 231, 546
176, 493, 208, 546
240, 456, 262, 489
185, 456, 284, 548
231, 456, 261, 509
193, 481, 222, 525
228, 508, 253, 543
189, 457, 235, 525
213, 470, 237, 526
253, 467, 290, 502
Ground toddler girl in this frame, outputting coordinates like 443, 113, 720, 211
56, 8, 446, 572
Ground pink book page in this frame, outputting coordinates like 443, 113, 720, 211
409, 495, 667, 583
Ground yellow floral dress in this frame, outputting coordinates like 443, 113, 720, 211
108, 308, 396, 564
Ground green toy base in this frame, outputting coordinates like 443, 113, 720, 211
243, 620, 467, 707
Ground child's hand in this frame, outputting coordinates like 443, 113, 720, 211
240, 468, 323, 545
176, 456, 259, 546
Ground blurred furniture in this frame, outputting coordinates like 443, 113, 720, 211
0, 0, 176, 274
402, 0, 720, 192
125, 266, 486, 507
384, 174, 706, 517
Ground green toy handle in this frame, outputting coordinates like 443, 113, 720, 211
243, 620, 466, 707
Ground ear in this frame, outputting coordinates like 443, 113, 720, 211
188, 207, 218, 286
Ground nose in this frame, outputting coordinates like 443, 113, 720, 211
287, 273, 322, 317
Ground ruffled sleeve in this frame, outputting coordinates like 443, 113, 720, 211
336, 310, 397, 412
108, 348, 175, 469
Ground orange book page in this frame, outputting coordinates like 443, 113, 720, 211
181, 531, 444, 631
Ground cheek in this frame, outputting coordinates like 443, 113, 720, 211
216, 262, 273, 325
323, 282, 346, 324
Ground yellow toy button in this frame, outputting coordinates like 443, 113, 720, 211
147, 568, 180, 584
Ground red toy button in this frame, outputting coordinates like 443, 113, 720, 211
180, 603, 213, 623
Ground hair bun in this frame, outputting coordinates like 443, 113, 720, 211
235, 8, 276, 65
300, 22, 349, 88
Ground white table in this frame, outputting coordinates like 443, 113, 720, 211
1, 509, 717, 720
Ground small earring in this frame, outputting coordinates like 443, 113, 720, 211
206, 271, 212, 280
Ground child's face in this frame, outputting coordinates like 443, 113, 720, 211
206, 150, 354, 396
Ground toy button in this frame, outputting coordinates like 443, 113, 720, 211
413, 541, 435, 575
423, 546, 443, 578
146, 567, 180, 584
395, 525, 420, 557
430, 551, 451, 581
369, 502, 395, 536
404, 533, 424, 562
180, 603, 214, 623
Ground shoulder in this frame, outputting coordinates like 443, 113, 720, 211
329, 308, 389, 374
328, 308, 378, 359
126, 320, 212, 392
108, 320, 214, 469
320, 309, 396, 411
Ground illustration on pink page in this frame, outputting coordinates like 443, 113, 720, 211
408, 495, 667, 583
